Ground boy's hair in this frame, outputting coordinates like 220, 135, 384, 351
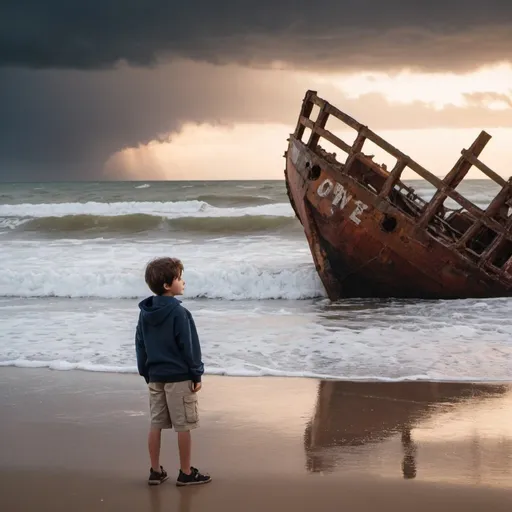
145, 257, 184, 295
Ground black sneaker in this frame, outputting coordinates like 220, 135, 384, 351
148, 466, 169, 485
176, 466, 212, 486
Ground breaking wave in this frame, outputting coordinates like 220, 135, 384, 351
194, 194, 276, 206
0, 264, 325, 300
16, 214, 163, 234
0, 200, 293, 218
0, 200, 299, 236
168, 215, 300, 234
4, 213, 300, 235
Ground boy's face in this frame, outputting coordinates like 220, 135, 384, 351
163, 273, 185, 296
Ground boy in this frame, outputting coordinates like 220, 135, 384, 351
135, 256, 211, 486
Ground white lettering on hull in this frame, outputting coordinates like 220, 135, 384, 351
332, 182, 352, 210
349, 200, 369, 225
316, 178, 368, 225
317, 179, 334, 197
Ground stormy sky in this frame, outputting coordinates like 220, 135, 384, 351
1, 0, 511, 181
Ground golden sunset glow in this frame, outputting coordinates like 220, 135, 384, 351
319, 63, 512, 107
106, 63, 512, 181
106, 123, 292, 180
108, 124, 511, 182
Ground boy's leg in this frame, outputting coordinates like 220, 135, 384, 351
177, 431, 192, 474
147, 382, 172, 484
165, 381, 211, 486
148, 428, 163, 471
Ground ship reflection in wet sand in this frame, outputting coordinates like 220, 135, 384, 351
304, 381, 512, 486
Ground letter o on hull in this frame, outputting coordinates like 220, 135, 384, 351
317, 179, 334, 197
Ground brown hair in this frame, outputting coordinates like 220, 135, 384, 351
144, 257, 184, 295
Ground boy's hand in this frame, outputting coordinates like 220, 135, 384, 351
192, 382, 202, 392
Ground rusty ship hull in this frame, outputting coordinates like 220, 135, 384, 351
284, 90, 512, 300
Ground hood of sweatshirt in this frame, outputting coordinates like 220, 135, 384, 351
138, 295, 182, 326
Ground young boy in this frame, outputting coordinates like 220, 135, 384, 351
135, 257, 211, 486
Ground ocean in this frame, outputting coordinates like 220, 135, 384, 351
1, 180, 511, 381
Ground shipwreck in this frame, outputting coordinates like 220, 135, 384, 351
284, 90, 512, 300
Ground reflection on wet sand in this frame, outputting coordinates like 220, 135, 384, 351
401, 428, 417, 479
304, 381, 512, 486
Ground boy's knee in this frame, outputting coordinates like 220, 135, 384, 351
174, 423, 199, 433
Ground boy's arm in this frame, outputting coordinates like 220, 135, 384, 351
174, 308, 204, 383
135, 314, 149, 383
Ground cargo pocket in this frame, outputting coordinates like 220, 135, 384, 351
183, 394, 198, 423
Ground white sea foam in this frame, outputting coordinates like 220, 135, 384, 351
0, 217, 31, 230
0, 238, 324, 299
0, 297, 511, 381
2, 359, 507, 382
0, 201, 294, 222
0, 263, 323, 300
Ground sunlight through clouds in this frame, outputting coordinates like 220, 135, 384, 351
310, 63, 512, 108
107, 122, 512, 181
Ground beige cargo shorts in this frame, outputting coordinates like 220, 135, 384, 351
148, 380, 199, 432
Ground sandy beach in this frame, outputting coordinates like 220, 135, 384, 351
1, 368, 512, 511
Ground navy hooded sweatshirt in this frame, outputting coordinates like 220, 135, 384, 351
135, 295, 204, 384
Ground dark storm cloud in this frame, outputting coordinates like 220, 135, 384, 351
1, 1, 512, 72
0, 62, 312, 181
1, 0, 512, 181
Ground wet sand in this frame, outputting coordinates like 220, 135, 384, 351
1, 368, 512, 511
